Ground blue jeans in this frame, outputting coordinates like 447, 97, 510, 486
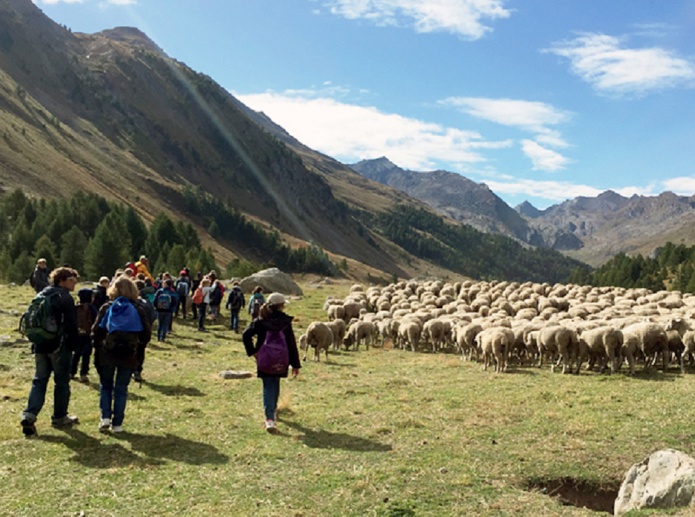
23, 344, 72, 422
262, 376, 281, 421
157, 312, 173, 341
230, 309, 240, 331
98, 363, 133, 426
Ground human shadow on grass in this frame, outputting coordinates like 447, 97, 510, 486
40, 428, 163, 468
81, 380, 146, 401
114, 431, 229, 465
141, 380, 205, 397
279, 418, 392, 452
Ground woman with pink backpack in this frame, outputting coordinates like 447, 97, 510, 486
242, 293, 301, 433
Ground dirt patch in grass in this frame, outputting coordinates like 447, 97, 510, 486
523, 477, 620, 514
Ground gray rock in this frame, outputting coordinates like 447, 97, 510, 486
614, 449, 695, 515
220, 370, 253, 379
239, 268, 303, 296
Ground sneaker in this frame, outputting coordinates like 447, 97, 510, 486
265, 419, 277, 433
98, 418, 111, 432
20, 418, 37, 438
51, 415, 79, 428
111, 425, 124, 433
79, 375, 89, 383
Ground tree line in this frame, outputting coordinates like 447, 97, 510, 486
569, 242, 695, 292
0, 188, 336, 285
372, 205, 591, 284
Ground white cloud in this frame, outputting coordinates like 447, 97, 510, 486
441, 96, 572, 170
440, 97, 571, 134
324, 0, 511, 39
546, 32, 695, 95
236, 90, 512, 170
484, 178, 657, 203
662, 176, 695, 196
520, 139, 569, 171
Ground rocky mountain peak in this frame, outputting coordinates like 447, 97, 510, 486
96, 27, 164, 54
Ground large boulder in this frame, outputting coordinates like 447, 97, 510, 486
614, 449, 695, 515
239, 268, 303, 296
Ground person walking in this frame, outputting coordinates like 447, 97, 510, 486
225, 281, 245, 332
29, 258, 50, 293
242, 293, 301, 433
247, 286, 265, 321
92, 276, 152, 433
153, 278, 178, 342
71, 288, 97, 383
20, 267, 80, 437
174, 270, 191, 320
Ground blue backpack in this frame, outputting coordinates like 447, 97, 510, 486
99, 297, 143, 357
256, 328, 290, 375
155, 291, 173, 311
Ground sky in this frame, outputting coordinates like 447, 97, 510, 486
32, 0, 695, 209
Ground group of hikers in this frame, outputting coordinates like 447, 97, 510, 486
20, 257, 301, 437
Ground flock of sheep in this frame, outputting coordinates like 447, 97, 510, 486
299, 279, 695, 375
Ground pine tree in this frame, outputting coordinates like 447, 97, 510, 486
59, 226, 89, 273
84, 212, 132, 279
124, 205, 148, 257
33, 234, 58, 269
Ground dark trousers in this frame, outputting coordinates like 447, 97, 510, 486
71, 335, 92, 377
197, 303, 207, 330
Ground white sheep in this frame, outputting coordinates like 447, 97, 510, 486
301, 322, 333, 362
475, 326, 514, 373
326, 319, 346, 351
344, 320, 376, 351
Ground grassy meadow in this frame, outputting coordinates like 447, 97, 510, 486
1, 281, 695, 516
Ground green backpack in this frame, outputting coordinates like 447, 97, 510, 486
20, 290, 62, 348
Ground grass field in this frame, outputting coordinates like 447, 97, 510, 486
1, 281, 695, 516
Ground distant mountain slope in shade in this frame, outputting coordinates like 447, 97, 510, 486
349, 157, 542, 245
350, 158, 695, 267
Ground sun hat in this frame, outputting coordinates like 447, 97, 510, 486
267, 292, 287, 306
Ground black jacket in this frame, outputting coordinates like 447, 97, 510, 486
242, 311, 301, 378
31, 267, 50, 293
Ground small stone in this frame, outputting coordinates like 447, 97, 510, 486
439, 467, 448, 474
220, 370, 253, 379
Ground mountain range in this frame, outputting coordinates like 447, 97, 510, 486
0, 0, 690, 281
350, 157, 695, 267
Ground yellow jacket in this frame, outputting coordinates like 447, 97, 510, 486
135, 261, 154, 282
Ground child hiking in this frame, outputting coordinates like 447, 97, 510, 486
242, 292, 300, 433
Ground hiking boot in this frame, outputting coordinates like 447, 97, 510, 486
20, 418, 37, 438
98, 418, 111, 432
132, 371, 143, 383
51, 415, 79, 428
265, 419, 277, 433
111, 425, 124, 433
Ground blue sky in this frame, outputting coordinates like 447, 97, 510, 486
33, 0, 695, 209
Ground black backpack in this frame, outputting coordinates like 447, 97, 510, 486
209, 285, 222, 306
228, 289, 243, 310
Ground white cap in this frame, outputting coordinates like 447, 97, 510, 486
267, 292, 287, 306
